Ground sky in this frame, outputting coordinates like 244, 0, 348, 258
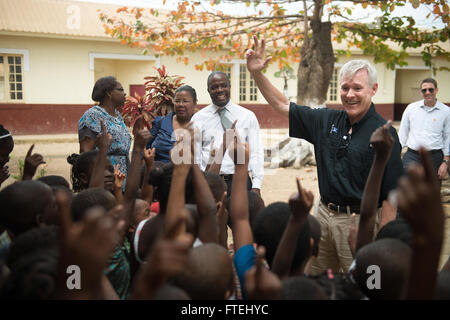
73, 0, 445, 29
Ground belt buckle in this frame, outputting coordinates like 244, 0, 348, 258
327, 202, 340, 213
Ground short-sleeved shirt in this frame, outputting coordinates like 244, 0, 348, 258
146, 112, 176, 163
289, 102, 404, 207
78, 105, 132, 177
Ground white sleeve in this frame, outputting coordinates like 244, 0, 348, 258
443, 111, 450, 156
398, 104, 411, 148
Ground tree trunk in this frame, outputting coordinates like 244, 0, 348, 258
297, 20, 335, 108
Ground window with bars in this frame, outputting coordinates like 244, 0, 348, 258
239, 64, 257, 103
327, 68, 339, 102
0, 55, 23, 101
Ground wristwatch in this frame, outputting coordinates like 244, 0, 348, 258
444, 159, 449, 165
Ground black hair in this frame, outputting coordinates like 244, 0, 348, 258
175, 85, 198, 103
91, 76, 118, 103
252, 202, 311, 272
70, 187, 117, 222
248, 190, 265, 227
207, 71, 230, 88
203, 171, 227, 203
0, 180, 53, 236
148, 162, 193, 214
353, 238, 411, 300
37, 175, 71, 190
6, 226, 59, 268
67, 151, 98, 193
421, 78, 437, 89
310, 271, 366, 300
281, 276, 328, 300
375, 218, 412, 248
0, 249, 58, 299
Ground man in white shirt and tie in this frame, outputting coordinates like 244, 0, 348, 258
398, 78, 450, 184
192, 71, 264, 195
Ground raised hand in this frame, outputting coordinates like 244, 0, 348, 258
228, 132, 249, 166
245, 36, 272, 74
396, 147, 444, 300
143, 147, 155, 169
96, 119, 112, 151
370, 120, 394, 162
55, 189, 125, 299
22, 144, 46, 180
114, 165, 125, 190
244, 246, 281, 300
288, 178, 314, 221
134, 127, 152, 152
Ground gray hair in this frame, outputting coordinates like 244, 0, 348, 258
340, 60, 377, 87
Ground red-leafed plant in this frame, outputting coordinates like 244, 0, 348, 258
121, 65, 184, 133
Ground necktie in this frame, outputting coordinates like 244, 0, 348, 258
217, 107, 233, 130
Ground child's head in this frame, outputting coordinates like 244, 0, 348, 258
37, 175, 71, 190
203, 171, 227, 202
252, 202, 312, 273
310, 271, 366, 300
129, 199, 154, 233
0, 249, 58, 299
0, 181, 58, 237
0, 124, 14, 168
281, 276, 328, 300
6, 226, 59, 269
148, 162, 193, 213
70, 187, 117, 222
67, 151, 114, 193
174, 243, 234, 299
248, 190, 265, 227
375, 218, 412, 248
353, 238, 411, 299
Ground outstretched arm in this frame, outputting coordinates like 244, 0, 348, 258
356, 121, 394, 253
140, 147, 156, 204
89, 120, 112, 189
229, 133, 252, 251
246, 36, 289, 117
272, 178, 314, 279
397, 147, 445, 299
192, 164, 219, 243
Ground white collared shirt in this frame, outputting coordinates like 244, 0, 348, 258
398, 99, 450, 156
191, 100, 264, 189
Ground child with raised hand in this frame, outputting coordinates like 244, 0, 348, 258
54, 188, 125, 299
396, 147, 445, 299
350, 120, 395, 257
21, 144, 45, 181
228, 131, 280, 298
271, 178, 314, 279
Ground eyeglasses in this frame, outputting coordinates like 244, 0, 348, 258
336, 135, 350, 159
421, 88, 435, 94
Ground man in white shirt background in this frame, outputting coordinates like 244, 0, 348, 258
398, 78, 450, 185
192, 71, 264, 196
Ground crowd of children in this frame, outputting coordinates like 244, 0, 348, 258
0, 121, 449, 300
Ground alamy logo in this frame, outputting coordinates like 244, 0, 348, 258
366, 265, 381, 290
66, 265, 81, 290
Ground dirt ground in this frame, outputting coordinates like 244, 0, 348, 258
3, 138, 320, 205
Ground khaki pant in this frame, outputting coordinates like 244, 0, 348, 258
309, 199, 380, 276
